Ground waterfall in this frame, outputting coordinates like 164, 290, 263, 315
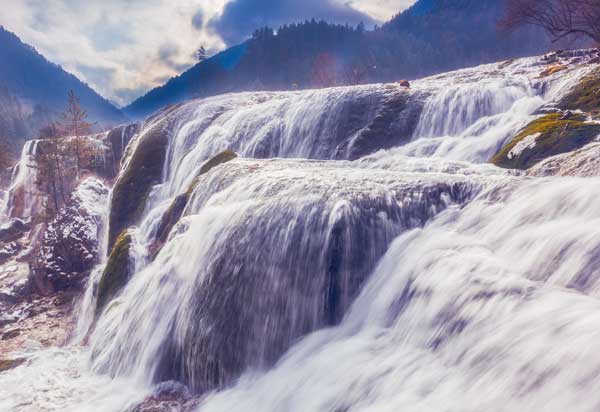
5, 140, 41, 219
195, 176, 600, 412
88, 157, 506, 393
2, 52, 600, 412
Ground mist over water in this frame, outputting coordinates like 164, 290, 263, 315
2, 54, 600, 412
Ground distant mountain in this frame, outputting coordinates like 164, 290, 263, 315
0, 26, 127, 155
125, 0, 571, 120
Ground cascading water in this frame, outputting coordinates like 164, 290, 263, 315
2, 51, 600, 412
5, 140, 41, 219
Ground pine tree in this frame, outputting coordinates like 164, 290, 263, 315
59, 91, 93, 178
197, 46, 208, 62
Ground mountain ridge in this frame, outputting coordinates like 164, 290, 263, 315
0, 26, 127, 153
124, 0, 570, 120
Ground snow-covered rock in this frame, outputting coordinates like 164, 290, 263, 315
37, 178, 109, 292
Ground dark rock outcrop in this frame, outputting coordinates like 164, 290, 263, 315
491, 113, 600, 169
95, 230, 133, 315
0, 219, 29, 243
108, 120, 170, 250
559, 67, 600, 113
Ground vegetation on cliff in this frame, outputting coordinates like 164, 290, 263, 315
95, 231, 133, 315
108, 121, 169, 249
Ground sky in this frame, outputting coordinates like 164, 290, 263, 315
0, 0, 415, 106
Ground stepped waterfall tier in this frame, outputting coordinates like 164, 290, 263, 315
2, 50, 600, 412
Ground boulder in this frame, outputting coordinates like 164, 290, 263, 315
38, 178, 109, 292
558, 67, 600, 113
0, 218, 29, 242
490, 112, 600, 170
528, 141, 600, 177
398, 79, 411, 87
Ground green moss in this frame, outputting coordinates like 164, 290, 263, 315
108, 121, 169, 249
491, 113, 600, 169
95, 231, 133, 314
559, 67, 600, 113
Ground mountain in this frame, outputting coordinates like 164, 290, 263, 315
124, 0, 571, 120
0, 26, 127, 155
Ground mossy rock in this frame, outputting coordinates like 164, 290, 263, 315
559, 67, 600, 113
95, 231, 133, 314
108, 121, 169, 249
150, 150, 238, 259
184, 150, 237, 198
491, 113, 600, 169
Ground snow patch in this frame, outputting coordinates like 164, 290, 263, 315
508, 133, 540, 160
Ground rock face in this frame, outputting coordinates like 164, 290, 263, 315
558, 67, 600, 112
106, 123, 141, 173
528, 141, 600, 177
490, 112, 600, 169
0, 219, 29, 243
37, 178, 109, 292
490, 54, 600, 170
108, 120, 170, 250
95, 230, 133, 315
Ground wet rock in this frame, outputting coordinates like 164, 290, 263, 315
0, 218, 29, 242
131, 381, 192, 412
0, 242, 20, 264
539, 65, 568, 78
106, 123, 141, 172
528, 142, 600, 177
95, 231, 133, 315
490, 113, 600, 170
558, 67, 600, 113
108, 119, 170, 250
1, 329, 20, 340
333, 88, 424, 160
0, 357, 25, 372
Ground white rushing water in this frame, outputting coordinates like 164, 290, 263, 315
2, 51, 600, 412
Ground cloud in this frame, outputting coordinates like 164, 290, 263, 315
0, 0, 228, 105
0, 0, 415, 105
210, 0, 376, 46
349, 0, 417, 22
192, 9, 205, 30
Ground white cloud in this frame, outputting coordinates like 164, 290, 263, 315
348, 0, 416, 22
0, 0, 415, 105
0, 0, 228, 105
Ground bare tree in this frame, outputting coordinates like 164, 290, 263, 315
60, 90, 94, 177
35, 123, 67, 216
501, 0, 600, 43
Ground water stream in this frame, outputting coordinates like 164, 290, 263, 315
1, 53, 599, 412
